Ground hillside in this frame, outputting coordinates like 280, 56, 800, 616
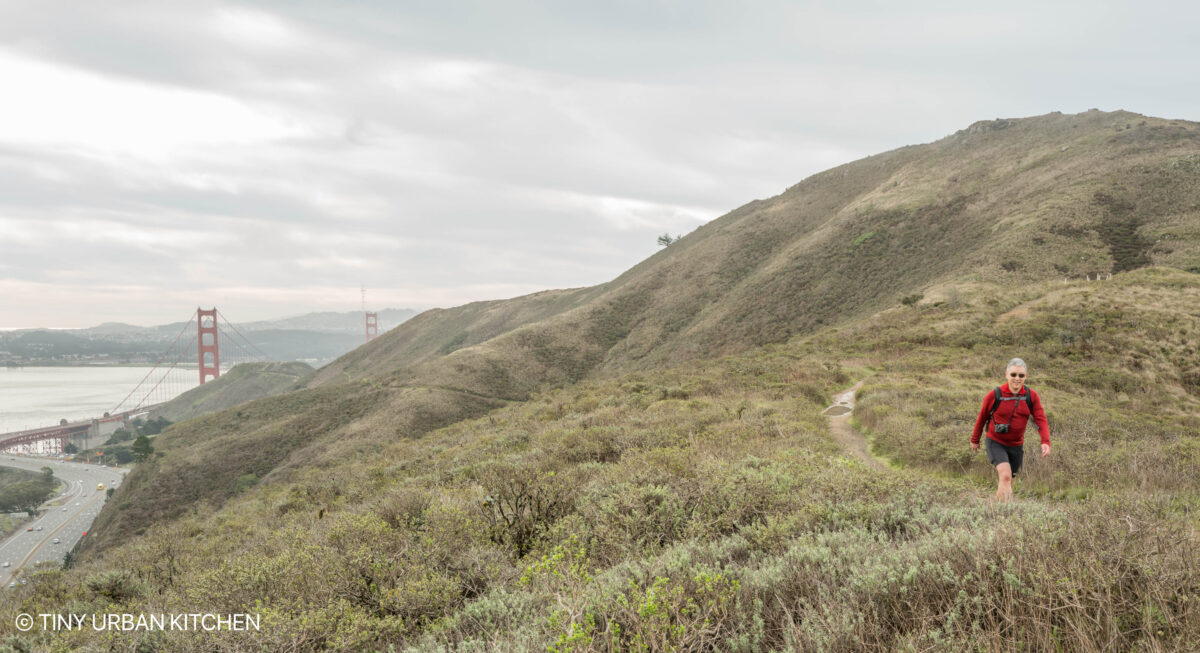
308, 110, 1200, 389
149, 361, 315, 423
3, 110, 1198, 650
77, 109, 1200, 552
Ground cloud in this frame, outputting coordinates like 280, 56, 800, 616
530, 189, 712, 232
0, 48, 310, 158
1, 0, 1198, 328
210, 6, 306, 51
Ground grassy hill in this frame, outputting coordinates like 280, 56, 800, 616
2, 111, 1198, 651
306, 288, 599, 388
149, 361, 315, 424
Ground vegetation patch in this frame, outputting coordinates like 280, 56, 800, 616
0, 466, 59, 514
1093, 191, 1154, 273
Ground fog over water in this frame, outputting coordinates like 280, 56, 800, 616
0, 367, 198, 433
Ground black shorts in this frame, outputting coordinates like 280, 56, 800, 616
985, 438, 1025, 476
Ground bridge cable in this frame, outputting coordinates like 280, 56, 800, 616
125, 335, 197, 413
111, 318, 192, 415
216, 310, 271, 361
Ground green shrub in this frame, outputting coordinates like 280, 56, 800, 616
232, 473, 258, 494
478, 463, 575, 558
85, 570, 142, 603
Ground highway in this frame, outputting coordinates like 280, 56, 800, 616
0, 457, 126, 589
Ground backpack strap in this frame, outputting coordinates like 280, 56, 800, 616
986, 387, 1034, 427
986, 387, 1002, 427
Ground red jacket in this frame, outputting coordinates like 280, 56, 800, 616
971, 385, 1050, 447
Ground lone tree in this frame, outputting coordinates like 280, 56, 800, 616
657, 233, 681, 247
131, 435, 154, 462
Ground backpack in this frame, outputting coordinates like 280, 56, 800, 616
986, 387, 1034, 429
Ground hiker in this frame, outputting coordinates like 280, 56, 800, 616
970, 357, 1050, 503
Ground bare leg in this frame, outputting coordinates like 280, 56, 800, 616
995, 462, 1014, 503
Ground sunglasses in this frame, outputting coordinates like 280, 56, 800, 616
1008, 373, 1026, 378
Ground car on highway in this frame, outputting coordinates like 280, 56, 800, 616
2, 562, 9, 567
52, 538, 60, 544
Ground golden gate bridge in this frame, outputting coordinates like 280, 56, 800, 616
0, 308, 268, 455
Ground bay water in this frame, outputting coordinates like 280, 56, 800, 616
0, 367, 199, 434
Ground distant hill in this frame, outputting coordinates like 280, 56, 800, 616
239, 308, 418, 334
85, 322, 147, 335
0, 309, 417, 365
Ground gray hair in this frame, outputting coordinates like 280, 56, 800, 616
1006, 358, 1028, 373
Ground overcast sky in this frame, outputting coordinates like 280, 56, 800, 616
1, 1, 1196, 328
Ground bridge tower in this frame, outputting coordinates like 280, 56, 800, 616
198, 307, 220, 384
365, 312, 378, 341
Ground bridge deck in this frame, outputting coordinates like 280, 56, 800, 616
0, 404, 164, 450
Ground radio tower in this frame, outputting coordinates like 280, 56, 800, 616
363, 285, 378, 342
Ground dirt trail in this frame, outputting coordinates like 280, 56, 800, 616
822, 381, 887, 470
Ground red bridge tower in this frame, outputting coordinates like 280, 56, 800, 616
198, 308, 220, 384
365, 312, 378, 341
